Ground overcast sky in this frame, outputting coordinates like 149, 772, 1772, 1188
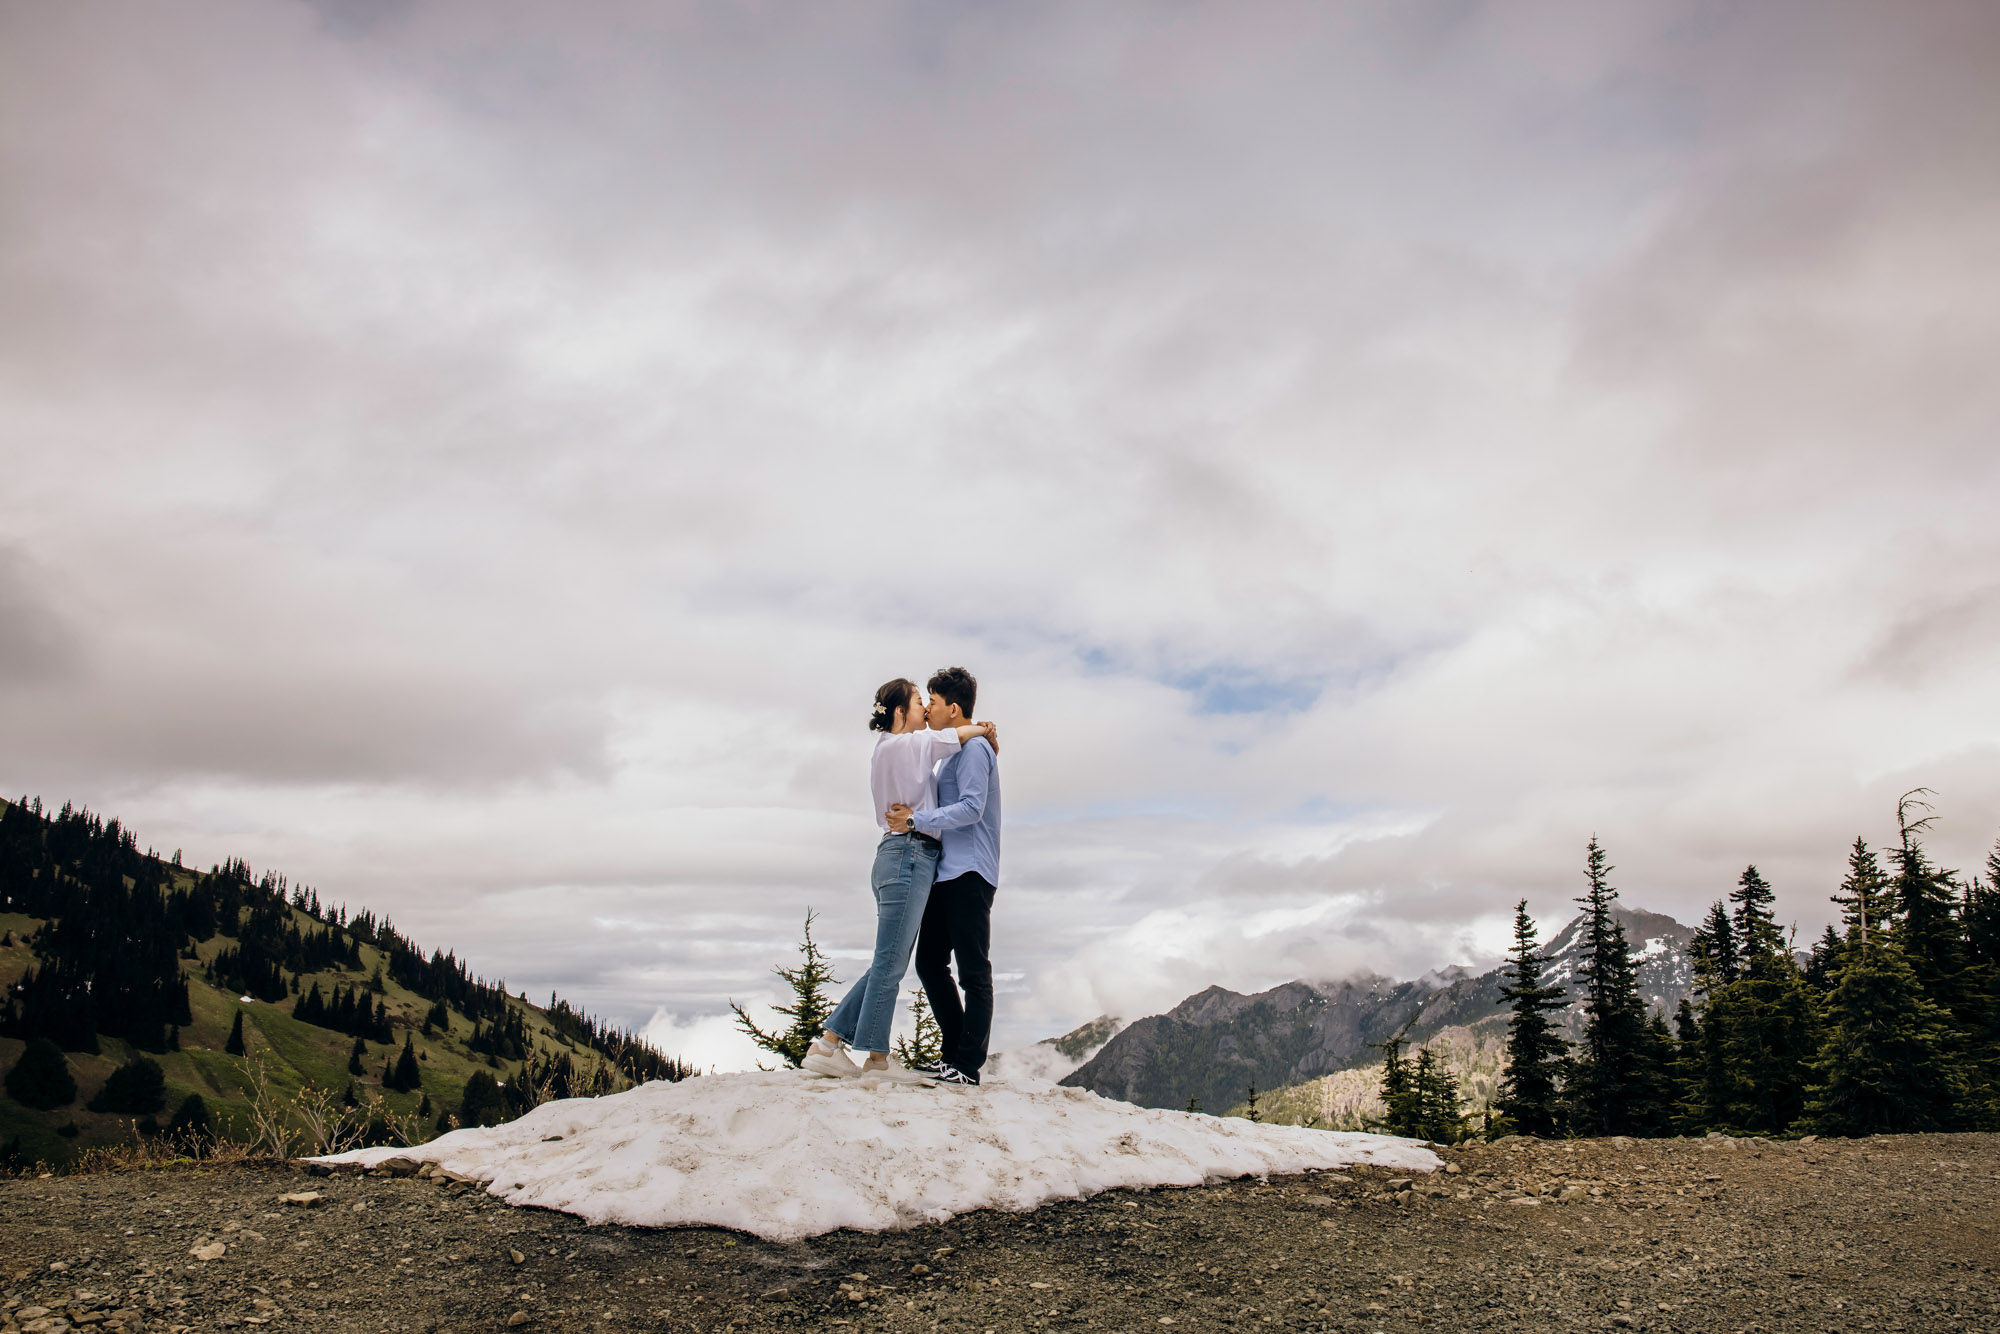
4, 1, 1998, 1071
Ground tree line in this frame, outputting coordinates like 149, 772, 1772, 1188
0, 795, 683, 1086
1436, 792, 2000, 1142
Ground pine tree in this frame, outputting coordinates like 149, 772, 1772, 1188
730, 910, 840, 1068
390, 1035, 422, 1093
224, 1010, 247, 1056
459, 1070, 506, 1127
89, 1056, 166, 1115
1412, 1048, 1466, 1143
1495, 899, 1568, 1137
1245, 1081, 1262, 1123
1566, 838, 1670, 1136
166, 1093, 213, 1153
1729, 865, 1782, 956
349, 1035, 367, 1076
5, 1036, 78, 1109
1887, 790, 1968, 1009
1805, 931, 1963, 1135
1689, 901, 1739, 990
891, 988, 943, 1068
1371, 1035, 1423, 1137
1698, 867, 1820, 1134
1803, 925, 1844, 994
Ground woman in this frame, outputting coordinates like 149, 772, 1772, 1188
803, 678, 993, 1081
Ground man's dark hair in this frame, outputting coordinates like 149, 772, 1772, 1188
927, 666, 977, 719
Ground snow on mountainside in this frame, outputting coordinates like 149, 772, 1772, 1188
1061, 906, 1697, 1116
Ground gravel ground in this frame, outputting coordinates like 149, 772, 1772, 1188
3, 1131, 1995, 1333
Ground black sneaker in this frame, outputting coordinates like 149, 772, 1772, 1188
933, 1064, 981, 1086
910, 1059, 950, 1078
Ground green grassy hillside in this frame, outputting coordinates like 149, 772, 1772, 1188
0, 800, 685, 1169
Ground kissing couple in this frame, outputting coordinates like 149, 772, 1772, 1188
804, 666, 1001, 1088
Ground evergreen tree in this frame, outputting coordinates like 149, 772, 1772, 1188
390, 1035, 422, 1093
166, 1093, 213, 1153
1411, 1048, 1466, 1143
348, 1035, 367, 1075
1887, 791, 1967, 1009
417, 1092, 432, 1119
459, 1070, 507, 1127
89, 1056, 166, 1115
1245, 1081, 1261, 1123
1803, 925, 1844, 995
1729, 865, 1783, 955
1566, 838, 1669, 1135
224, 1010, 247, 1056
730, 910, 840, 1068
891, 988, 943, 1068
1495, 899, 1568, 1137
1805, 932, 1963, 1135
1700, 867, 1820, 1134
5, 1036, 77, 1109
1689, 900, 1739, 990
1833, 838, 1892, 949
1371, 1036, 1423, 1137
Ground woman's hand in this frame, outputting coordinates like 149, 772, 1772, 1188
978, 721, 999, 755
885, 803, 914, 833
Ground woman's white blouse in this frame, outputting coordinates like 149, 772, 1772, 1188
868, 729, 963, 831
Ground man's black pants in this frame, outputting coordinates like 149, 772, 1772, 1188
914, 871, 995, 1077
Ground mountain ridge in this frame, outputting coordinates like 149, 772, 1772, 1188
1060, 905, 1697, 1115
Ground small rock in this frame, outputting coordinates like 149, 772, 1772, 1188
1319, 1174, 1354, 1185
350, 1203, 367, 1213
303, 1163, 332, 1178
910, 1264, 931, 1276
1386, 1179, 1413, 1192
505, 1313, 529, 1327
1506, 1197, 1542, 1207
508, 1251, 525, 1266
1612, 1317, 1635, 1328
17, 1309, 51, 1321
23, 1318, 71, 1334
1797, 1135, 1818, 1145
1443, 1163, 1461, 1175
1559, 1186, 1588, 1202
274, 1193, 322, 1209
189, 1244, 226, 1263
376, 1157, 420, 1177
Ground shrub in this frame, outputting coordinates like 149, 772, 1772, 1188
5, 1037, 78, 1109
89, 1056, 166, 1115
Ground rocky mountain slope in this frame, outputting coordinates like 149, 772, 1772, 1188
1061, 906, 1697, 1116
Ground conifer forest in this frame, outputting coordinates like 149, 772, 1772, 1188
1376, 791, 2000, 1143
0, 795, 693, 1168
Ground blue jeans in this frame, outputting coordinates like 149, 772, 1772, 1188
825, 833, 939, 1054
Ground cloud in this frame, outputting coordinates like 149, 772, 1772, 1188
2, 1, 1998, 1057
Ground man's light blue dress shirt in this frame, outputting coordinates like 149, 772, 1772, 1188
911, 735, 999, 886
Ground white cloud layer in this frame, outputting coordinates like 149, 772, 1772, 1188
4, 1, 1999, 1054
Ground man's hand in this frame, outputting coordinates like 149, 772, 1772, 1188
977, 721, 999, 755
886, 803, 914, 833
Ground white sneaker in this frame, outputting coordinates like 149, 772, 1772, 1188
802, 1040, 862, 1079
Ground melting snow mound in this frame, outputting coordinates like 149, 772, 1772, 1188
317, 1071, 1439, 1241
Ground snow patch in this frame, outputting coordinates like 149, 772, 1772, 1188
316, 1071, 1438, 1241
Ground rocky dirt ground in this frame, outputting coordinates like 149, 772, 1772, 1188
3, 1131, 1995, 1334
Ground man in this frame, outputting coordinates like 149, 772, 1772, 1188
886, 666, 999, 1086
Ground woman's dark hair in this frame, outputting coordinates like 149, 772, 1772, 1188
926, 666, 977, 719
869, 678, 919, 732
